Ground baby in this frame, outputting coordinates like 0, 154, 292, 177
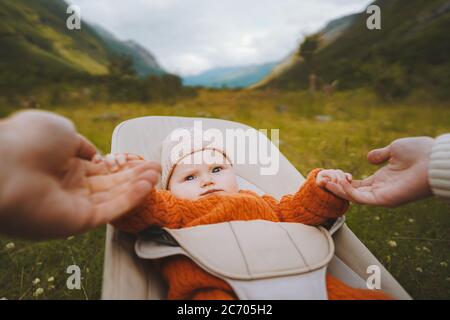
103, 127, 391, 300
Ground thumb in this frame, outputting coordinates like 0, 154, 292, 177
367, 145, 391, 165
76, 134, 97, 160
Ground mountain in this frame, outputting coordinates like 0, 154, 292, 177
0, 0, 165, 88
258, 0, 450, 98
250, 13, 357, 89
183, 61, 278, 88
0, 0, 108, 86
319, 13, 358, 44
91, 24, 165, 77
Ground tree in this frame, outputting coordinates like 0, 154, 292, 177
298, 34, 321, 91
298, 34, 321, 72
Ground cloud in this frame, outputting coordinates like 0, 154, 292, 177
68, 0, 373, 76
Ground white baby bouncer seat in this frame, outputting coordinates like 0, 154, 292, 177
101, 116, 412, 300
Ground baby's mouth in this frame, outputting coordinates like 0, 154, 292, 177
200, 189, 223, 196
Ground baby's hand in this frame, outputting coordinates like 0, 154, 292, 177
316, 169, 352, 198
93, 153, 145, 173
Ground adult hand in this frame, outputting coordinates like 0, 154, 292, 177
0, 110, 161, 239
324, 137, 435, 207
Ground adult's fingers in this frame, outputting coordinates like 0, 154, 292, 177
91, 170, 158, 204
76, 134, 97, 160
90, 180, 153, 226
126, 160, 152, 168
83, 160, 109, 176
340, 179, 376, 205
367, 145, 391, 165
126, 153, 144, 161
88, 162, 160, 192
350, 175, 375, 188
85, 158, 161, 177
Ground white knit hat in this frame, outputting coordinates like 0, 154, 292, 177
158, 127, 233, 190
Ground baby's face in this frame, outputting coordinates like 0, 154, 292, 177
168, 150, 239, 200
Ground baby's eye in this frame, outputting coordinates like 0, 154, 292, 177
184, 175, 195, 181
212, 166, 222, 173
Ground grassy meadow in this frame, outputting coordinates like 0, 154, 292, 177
0, 88, 449, 299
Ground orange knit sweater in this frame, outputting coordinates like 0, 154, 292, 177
113, 168, 392, 300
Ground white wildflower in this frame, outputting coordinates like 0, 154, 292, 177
374, 216, 380, 221
416, 267, 423, 273
422, 246, 431, 252
47, 276, 54, 282
5, 242, 15, 250
387, 240, 397, 247
33, 288, 44, 297
440, 262, 448, 268
32, 278, 41, 285
408, 218, 415, 223
66, 236, 75, 240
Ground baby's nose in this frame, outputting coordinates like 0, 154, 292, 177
201, 175, 214, 187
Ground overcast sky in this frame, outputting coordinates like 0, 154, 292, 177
68, 0, 373, 76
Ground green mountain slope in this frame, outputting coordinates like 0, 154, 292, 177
251, 13, 357, 89
0, 0, 165, 88
0, 0, 109, 86
263, 0, 450, 98
91, 24, 165, 77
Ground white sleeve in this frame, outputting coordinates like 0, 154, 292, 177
428, 134, 450, 199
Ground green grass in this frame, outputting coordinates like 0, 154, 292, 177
1, 88, 449, 299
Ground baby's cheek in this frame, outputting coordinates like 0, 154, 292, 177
224, 174, 239, 192
172, 182, 203, 200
